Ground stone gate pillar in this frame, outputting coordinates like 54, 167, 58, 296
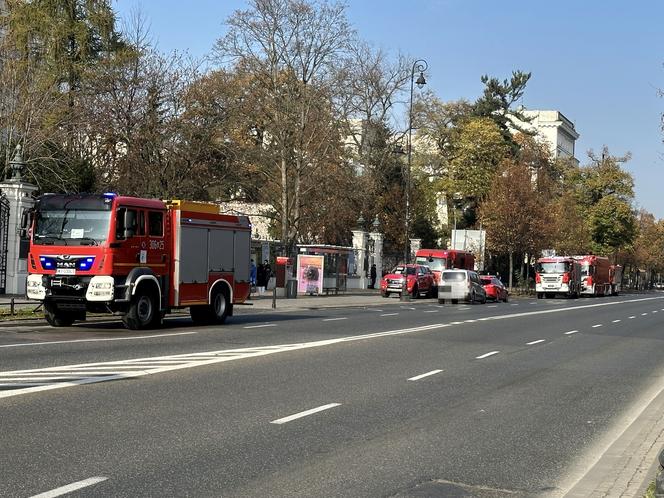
0, 147, 37, 295
369, 231, 383, 282
351, 228, 368, 289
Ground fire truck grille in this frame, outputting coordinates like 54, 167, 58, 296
543, 276, 559, 283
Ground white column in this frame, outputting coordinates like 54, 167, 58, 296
0, 180, 37, 295
351, 229, 368, 289
369, 231, 383, 281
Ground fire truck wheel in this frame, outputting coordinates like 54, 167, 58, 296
537, 293, 543, 299
123, 290, 158, 330
438, 298, 445, 304
211, 290, 229, 324
44, 302, 75, 327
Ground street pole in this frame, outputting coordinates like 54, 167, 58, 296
401, 59, 427, 302
404, 59, 427, 265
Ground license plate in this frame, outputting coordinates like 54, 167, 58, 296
56, 268, 76, 275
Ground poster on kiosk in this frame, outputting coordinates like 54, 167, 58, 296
297, 255, 324, 295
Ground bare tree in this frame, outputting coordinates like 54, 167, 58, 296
213, 0, 353, 253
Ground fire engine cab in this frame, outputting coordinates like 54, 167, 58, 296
25, 193, 251, 330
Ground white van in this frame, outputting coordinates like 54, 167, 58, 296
438, 270, 486, 304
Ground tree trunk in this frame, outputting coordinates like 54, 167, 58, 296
508, 251, 514, 290
280, 153, 289, 250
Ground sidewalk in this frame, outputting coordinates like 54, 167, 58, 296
243, 288, 398, 311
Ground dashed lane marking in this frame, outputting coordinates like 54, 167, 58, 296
380, 313, 399, 317
476, 351, 500, 359
408, 369, 443, 381
243, 324, 277, 329
322, 317, 348, 322
641, 313, 648, 316
629, 316, 636, 319
565, 330, 579, 335
526, 339, 546, 345
592, 324, 603, 328
612, 319, 621, 323
423, 310, 439, 313
30, 477, 108, 498
270, 403, 341, 424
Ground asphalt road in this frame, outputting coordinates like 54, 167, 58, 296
1, 293, 663, 497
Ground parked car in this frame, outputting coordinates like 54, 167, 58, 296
437, 270, 486, 304
380, 264, 436, 299
480, 275, 509, 302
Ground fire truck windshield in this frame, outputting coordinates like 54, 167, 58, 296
33, 194, 114, 246
415, 256, 446, 271
537, 262, 570, 273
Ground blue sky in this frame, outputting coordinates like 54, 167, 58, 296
113, 0, 664, 218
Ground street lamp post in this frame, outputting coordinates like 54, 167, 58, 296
404, 59, 427, 265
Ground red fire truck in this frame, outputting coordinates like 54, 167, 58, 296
414, 249, 475, 283
25, 194, 251, 330
572, 255, 611, 296
535, 256, 581, 299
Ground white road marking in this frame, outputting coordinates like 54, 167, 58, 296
458, 307, 471, 310
270, 403, 341, 424
423, 310, 439, 313
30, 477, 108, 498
464, 319, 477, 323
488, 305, 498, 308
526, 339, 546, 345
322, 317, 348, 322
408, 369, 443, 381
591, 324, 603, 328
401, 306, 416, 310
612, 319, 621, 323
476, 351, 500, 359
380, 313, 399, 317
641, 313, 648, 316
653, 310, 658, 313
0, 331, 198, 349
2, 295, 661, 400
243, 324, 277, 329
629, 316, 636, 319
510, 304, 519, 306
564, 330, 579, 335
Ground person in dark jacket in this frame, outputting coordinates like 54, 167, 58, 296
369, 263, 377, 289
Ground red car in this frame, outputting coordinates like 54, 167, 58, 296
380, 264, 436, 299
480, 275, 509, 302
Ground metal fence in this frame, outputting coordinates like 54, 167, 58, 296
0, 193, 10, 294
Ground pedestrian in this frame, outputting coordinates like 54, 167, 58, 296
256, 262, 266, 295
250, 259, 257, 297
369, 263, 377, 289
263, 260, 272, 290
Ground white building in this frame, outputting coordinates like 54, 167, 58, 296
513, 109, 580, 164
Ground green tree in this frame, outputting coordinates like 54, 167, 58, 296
1, 0, 124, 191
575, 147, 637, 255
472, 70, 534, 152
446, 117, 510, 201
